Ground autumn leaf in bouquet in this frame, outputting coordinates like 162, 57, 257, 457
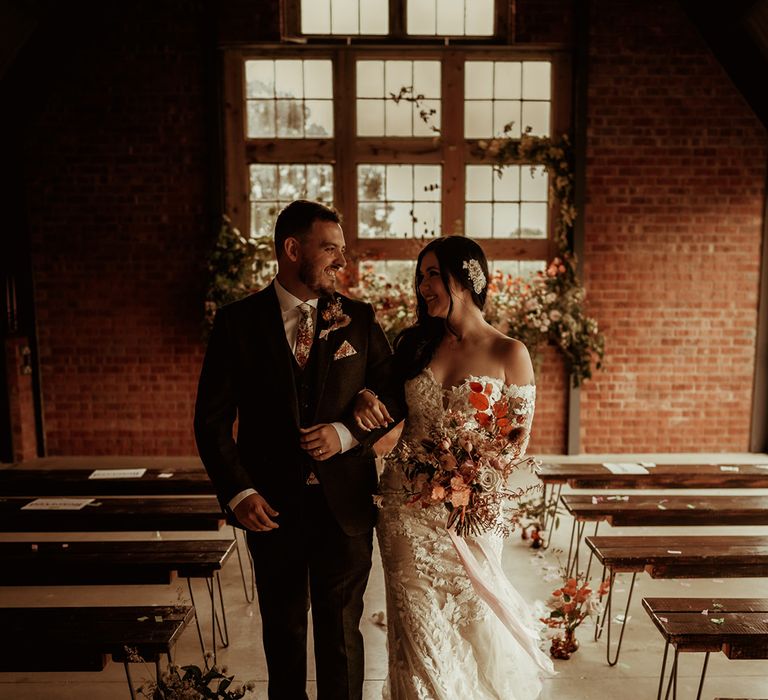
399, 381, 540, 537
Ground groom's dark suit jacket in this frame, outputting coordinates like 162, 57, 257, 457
194, 283, 402, 536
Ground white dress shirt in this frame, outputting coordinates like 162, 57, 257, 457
228, 279, 356, 512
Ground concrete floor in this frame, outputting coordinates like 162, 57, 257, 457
1, 453, 768, 699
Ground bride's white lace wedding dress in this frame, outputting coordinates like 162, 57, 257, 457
377, 367, 552, 700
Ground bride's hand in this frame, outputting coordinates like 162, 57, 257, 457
353, 388, 393, 431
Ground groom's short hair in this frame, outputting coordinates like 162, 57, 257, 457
274, 200, 341, 257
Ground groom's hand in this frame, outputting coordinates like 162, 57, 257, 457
233, 493, 279, 532
299, 423, 341, 461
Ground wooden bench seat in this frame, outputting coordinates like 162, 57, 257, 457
563, 494, 768, 528
584, 536, 768, 666
0, 468, 214, 496
0, 604, 194, 699
586, 535, 768, 579
643, 598, 768, 700
0, 539, 235, 585
0, 605, 194, 671
561, 495, 768, 577
534, 462, 768, 548
536, 462, 768, 489
0, 496, 225, 532
0, 539, 236, 663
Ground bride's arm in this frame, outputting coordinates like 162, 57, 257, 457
501, 339, 536, 458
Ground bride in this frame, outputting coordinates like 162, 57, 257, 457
354, 236, 553, 699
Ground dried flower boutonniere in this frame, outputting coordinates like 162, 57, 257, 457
319, 296, 351, 340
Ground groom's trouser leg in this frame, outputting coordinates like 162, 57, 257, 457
247, 521, 310, 700
306, 488, 373, 700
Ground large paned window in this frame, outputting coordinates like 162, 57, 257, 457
224, 5, 570, 277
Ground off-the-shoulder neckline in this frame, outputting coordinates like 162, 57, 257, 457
423, 366, 536, 394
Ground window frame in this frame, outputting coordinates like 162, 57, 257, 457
281, 0, 513, 44
223, 45, 571, 263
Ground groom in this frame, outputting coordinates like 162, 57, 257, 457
194, 200, 401, 700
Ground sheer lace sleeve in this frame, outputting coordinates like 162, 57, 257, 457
505, 384, 536, 460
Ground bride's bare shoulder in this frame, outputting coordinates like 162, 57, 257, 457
491, 335, 534, 386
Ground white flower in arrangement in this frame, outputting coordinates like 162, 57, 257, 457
477, 466, 503, 491
524, 298, 540, 312
545, 292, 557, 304
549, 309, 562, 322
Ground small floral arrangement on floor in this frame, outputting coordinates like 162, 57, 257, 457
539, 570, 610, 657
396, 380, 540, 537
127, 649, 256, 700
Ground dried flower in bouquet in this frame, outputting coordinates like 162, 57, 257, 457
396, 381, 540, 537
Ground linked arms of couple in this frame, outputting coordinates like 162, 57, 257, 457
234, 391, 397, 533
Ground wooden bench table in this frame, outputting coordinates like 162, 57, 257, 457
0, 538, 236, 663
561, 494, 768, 577
584, 535, 768, 666
0, 496, 225, 532
537, 462, 768, 490
534, 462, 768, 547
643, 598, 768, 700
0, 468, 256, 603
0, 468, 214, 496
0, 605, 194, 699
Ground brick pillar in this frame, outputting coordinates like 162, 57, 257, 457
4, 337, 38, 462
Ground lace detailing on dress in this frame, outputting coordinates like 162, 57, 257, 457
377, 369, 543, 700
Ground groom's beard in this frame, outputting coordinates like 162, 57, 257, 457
299, 258, 338, 298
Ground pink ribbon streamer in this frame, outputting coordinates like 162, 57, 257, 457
448, 528, 555, 676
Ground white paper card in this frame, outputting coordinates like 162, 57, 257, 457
22, 498, 94, 511
602, 463, 649, 474
157, 472, 174, 479
719, 465, 740, 472
88, 469, 147, 479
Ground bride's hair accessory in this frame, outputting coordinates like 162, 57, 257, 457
462, 259, 487, 294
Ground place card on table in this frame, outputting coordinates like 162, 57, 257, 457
88, 468, 147, 479
719, 465, 740, 472
21, 498, 95, 511
157, 472, 174, 478
602, 463, 649, 475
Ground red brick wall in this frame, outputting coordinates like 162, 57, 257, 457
19, 1, 766, 457
580, 0, 767, 451
25, 4, 211, 455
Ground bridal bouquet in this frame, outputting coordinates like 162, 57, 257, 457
398, 381, 539, 537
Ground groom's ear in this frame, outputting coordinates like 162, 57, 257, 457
283, 236, 301, 262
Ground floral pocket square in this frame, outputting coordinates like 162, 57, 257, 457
334, 341, 357, 360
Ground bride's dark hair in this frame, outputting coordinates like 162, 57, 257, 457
393, 236, 490, 380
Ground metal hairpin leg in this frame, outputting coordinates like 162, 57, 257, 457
541, 483, 562, 550
600, 568, 637, 666
694, 652, 710, 700
124, 661, 137, 700
655, 641, 671, 700
232, 525, 256, 603
656, 646, 708, 700
565, 520, 600, 579
206, 571, 231, 648
188, 574, 229, 666
593, 563, 609, 641
663, 646, 680, 700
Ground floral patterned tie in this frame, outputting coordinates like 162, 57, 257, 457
295, 304, 314, 369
